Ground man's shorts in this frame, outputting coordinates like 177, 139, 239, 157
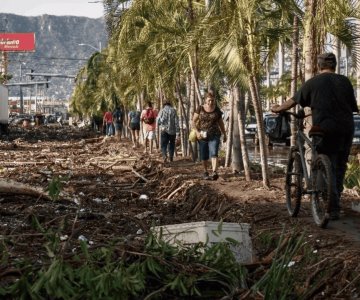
114, 123, 123, 131
129, 123, 140, 131
145, 130, 156, 140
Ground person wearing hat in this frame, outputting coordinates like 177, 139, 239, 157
271, 52, 359, 220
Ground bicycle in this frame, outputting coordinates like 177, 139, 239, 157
284, 110, 333, 228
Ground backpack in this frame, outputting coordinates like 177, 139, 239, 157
143, 108, 155, 124
266, 114, 291, 140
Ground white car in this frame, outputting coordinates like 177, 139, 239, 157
245, 123, 257, 136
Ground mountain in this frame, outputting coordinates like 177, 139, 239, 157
1, 13, 108, 99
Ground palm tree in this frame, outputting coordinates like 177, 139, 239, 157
197, 0, 301, 187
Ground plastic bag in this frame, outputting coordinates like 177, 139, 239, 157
189, 129, 197, 142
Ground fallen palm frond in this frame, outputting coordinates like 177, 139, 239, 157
0, 219, 317, 299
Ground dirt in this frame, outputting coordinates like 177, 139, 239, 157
1, 124, 360, 298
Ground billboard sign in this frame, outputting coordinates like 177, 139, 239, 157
0, 33, 35, 52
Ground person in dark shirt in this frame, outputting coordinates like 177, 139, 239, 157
128, 108, 141, 148
113, 107, 123, 141
272, 52, 359, 220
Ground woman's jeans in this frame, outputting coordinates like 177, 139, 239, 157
160, 131, 176, 161
198, 135, 221, 161
106, 123, 113, 136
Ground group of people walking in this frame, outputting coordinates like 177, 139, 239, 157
94, 51, 358, 223
98, 93, 227, 181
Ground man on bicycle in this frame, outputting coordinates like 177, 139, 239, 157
272, 52, 359, 220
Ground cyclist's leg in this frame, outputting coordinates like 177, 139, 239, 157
327, 153, 340, 217
334, 134, 353, 211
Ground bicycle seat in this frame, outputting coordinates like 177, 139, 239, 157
309, 125, 324, 137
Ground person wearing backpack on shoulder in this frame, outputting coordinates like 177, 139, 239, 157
141, 101, 158, 154
128, 108, 141, 148
113, 107, 123, 141
157, 101, 180, 164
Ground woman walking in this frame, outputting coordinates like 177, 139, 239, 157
192, 91, 227, 180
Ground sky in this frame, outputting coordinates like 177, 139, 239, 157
2, 0, 104, 19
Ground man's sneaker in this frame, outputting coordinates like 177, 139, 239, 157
211, 172, 219, 181
203, 172, 210, 180
330, 211, 340, 220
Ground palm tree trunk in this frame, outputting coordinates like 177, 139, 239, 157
188, 53, 203, 105
249, 76, 269, 187
278, 41, 285, 104
290, 16, 299, 147
176, 80, 190, 157
234, 86, 251, 181
225, 91, 234, 167
303, 0, 317, 81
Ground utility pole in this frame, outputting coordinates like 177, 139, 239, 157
20, 63, 24, 113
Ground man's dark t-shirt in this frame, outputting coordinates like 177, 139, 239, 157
293, 72, 358, 153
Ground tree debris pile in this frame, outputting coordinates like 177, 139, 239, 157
0, 126, 360, 298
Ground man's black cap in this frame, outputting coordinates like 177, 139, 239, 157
317, 52, 337, 70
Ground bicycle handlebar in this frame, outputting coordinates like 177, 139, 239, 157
280, 109, 307, 119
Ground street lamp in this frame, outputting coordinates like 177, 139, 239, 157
78, 42, 102, 52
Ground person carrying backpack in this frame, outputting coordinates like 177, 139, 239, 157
113, 107, 123, 141
157, 101, 180, 163
128, 108, 141, 148
141, 101, 158, 154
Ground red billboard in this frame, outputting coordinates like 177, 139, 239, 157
0, 33, 35, 52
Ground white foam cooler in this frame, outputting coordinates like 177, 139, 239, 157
154, 221, 252, 263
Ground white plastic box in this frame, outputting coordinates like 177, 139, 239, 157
154, 221, 252, 263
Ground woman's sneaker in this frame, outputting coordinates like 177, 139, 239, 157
211, 172, 219, 181
203, 172, 210, 180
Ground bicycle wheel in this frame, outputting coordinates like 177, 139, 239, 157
285, 147, 303, 217
311, 154, 332, 228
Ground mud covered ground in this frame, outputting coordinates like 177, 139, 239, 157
0, 124, 360, 299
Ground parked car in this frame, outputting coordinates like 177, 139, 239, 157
9, 114, 32, 125
44, 114, 57, 124
245, 122, 257, 137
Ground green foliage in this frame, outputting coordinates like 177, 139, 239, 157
344, 156, 360, 190
0, 72, 13, 84
0, 222, 308, 299
251, 230, 305, 299
46, 176, 67, 201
